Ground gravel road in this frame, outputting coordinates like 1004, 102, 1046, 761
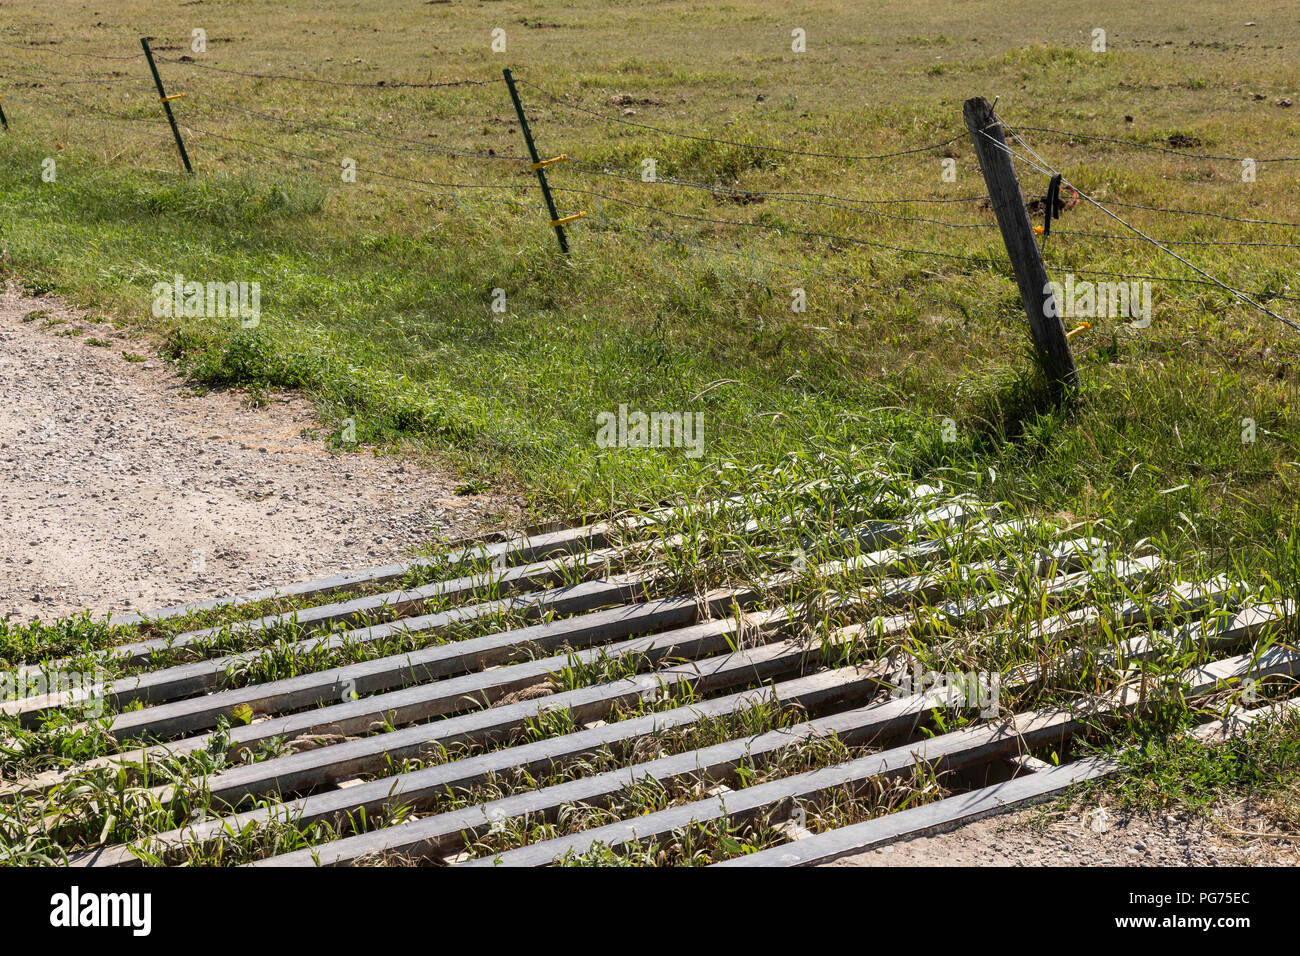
0, 289, 516, 622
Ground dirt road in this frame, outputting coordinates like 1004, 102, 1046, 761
0, 289, 514, 623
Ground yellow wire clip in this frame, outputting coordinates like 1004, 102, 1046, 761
531, 153, 568, 170
551, 211, 586, 228
1065, 322, 1091, 341
160, 92, 186, 103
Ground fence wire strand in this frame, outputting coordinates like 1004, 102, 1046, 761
517, 77, 963, 163
989, 118, 1300, 334
3, 34, 1298, 338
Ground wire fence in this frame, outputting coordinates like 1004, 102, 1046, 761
1, 34, 1298, 340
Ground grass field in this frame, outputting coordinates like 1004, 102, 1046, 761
0, 1, 1298, 867
0, 0, 1296, 538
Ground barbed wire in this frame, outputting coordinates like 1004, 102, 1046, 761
583, 213, 1013, 331
1015, 125, 1300, 164
178, 120, 535, 208
185, 129, 537, 223
156, 54, 497, 90
1045, 265, 1300, 305
0, 36, 143, 61
17, 83, 158, 125
563, 157, 994, 228
1053, 229, 1300, 250
4, 34, 1299, 339
192, 96, 528, 163
994, 127, 1300, 306
1, 63, 153, 89
989, 119, 1300, 334
4, 85, 180, 166
554, 185, 1009, 267
517, 78, 962, 163
1091, 197, 1300, 230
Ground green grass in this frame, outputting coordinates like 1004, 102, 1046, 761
0, 0, 1295, 529
1, 0, 1299, 867
1105, 709, 1300, 820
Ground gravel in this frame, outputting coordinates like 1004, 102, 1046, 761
827, 797, 1298, 867
0, 289, 518, 622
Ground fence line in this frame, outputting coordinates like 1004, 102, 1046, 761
1090, 197, 1300, 230
2, 36, 1298, 335
991, 118, 1300, 334
19, 83, 162, 125
585, 212, 996, 324
565, 157, 994, 226
1053, 230, 1300, 250
3, 64, 153, 89
156, 53, 498, 90
177, 121, 536, 210
194, 97, 528, 163
1015, 124, 1300, 164
0, 36, 143, 61
516, 76, 963, 163
556, 184, 1008, 267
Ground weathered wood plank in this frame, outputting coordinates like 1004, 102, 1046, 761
74, 651, 889, 866
0, 528, 1119, 804
251, 584, 1260, 868
108, 473, 920, 627
289, 703, 1095, 867
964, 95, 1077, 391
66, 573, 1251, 864
85, 545, 627, 670
105, 518, 1061, 743
6, 574, 655, 726
717, 692, 1300, 867
717, 757, 1118, 867
104, 520, 599, 627
0, 549, 1190, 809
444, 607, 1294, 867
10, 502, 983, 722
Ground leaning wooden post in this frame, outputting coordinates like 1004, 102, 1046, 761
963, 96, 1078, 393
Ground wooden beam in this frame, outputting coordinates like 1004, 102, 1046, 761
74, 651, 889, 866
9, 504, 990, 729
7, 573, 657, 726
248, 572, 1243, 869
106, 519, 1069, 744
448, 609, 1295, 867
720, 758, 1118, 867
718, 693, 1300, 867
2, 546, 1194, 810
70, 575, 1251, 865
87, 546, 626, 669
0, 528, 1126, 805
107, 517, 629, 628
109, 473, 917, 627
12, 501, 982, 722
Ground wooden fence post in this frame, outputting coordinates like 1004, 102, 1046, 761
963, 96, 1078, 393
